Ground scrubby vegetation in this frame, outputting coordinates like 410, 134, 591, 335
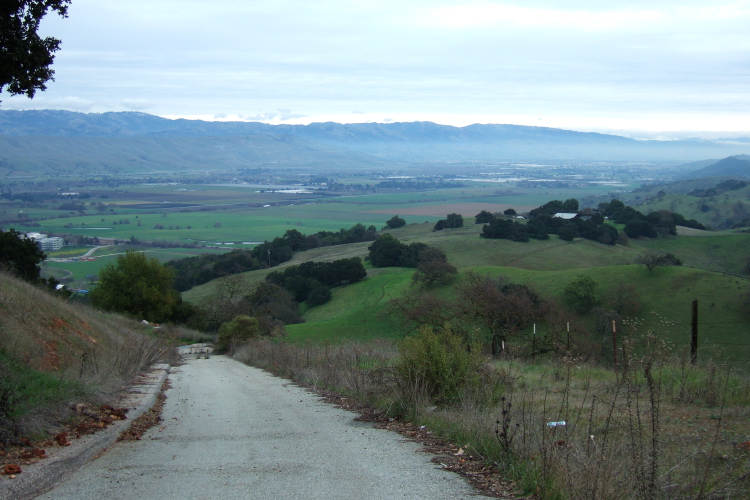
233, 334, 750, 499
0, 271, 179, 442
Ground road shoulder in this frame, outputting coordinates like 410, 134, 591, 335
0, 363, 170, 500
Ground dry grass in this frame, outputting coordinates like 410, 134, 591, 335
0, 271, 175, 438
234, 336, 750, 499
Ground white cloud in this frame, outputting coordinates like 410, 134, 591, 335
0, 0, 744, 137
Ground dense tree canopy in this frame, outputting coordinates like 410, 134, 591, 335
474, 210, 495, 224
0, 228, 46, 282
1, 1, 70, 100
433, 213, 464, 231
368, 234, 429, 268
266, 257, 367, 305
562, 275, 600, 314
412, 247, 457, 287
90, 251, 181, 323
385, 215, 406, 229
168, 223, 377, 291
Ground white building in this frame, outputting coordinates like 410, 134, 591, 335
40, 237, 65, 251
553, 213, 578, 220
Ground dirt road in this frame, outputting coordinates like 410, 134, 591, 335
36, 355, 492, 499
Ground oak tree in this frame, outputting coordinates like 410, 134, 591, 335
90, 251, 181, 323
1, 1, 70, 100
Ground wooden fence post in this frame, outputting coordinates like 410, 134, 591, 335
691, 299, 698, 365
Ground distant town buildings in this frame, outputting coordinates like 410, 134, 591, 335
24, 232, 65, 251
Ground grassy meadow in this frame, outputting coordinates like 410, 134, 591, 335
183, 217, 750, 364
4, 181, 623, 247
42, 246, 229, 284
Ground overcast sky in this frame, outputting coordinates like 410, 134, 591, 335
3, 0, 750, 137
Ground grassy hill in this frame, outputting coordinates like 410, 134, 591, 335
618, 175, 750, 230
0, 273, 175, 439
184, 223, 750, 364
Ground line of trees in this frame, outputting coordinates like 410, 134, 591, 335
168, 223, 378, 291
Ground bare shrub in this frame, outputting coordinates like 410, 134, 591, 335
231, 329, 750, 499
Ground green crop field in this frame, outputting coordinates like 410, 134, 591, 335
7, 181, 631, 248
42, 246, 228, 284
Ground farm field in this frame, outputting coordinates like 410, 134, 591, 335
42, 246, 229, 284
3, 181, 626, 247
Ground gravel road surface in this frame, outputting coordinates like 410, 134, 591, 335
36, 354, 492, 499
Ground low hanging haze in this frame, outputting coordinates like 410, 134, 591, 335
4, 0, 750, 139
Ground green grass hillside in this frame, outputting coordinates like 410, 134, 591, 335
624, 183, 750, 230
185, 223, 750, 364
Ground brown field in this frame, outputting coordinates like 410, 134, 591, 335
365, 203, 537, 217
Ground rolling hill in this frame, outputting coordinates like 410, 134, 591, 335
182, 222, 750, 362
678, 155, 750, 179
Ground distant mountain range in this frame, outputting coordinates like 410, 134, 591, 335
1, 110, 749, 176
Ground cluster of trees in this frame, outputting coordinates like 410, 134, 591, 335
598, 199, 704, 237
168, 223, 379, 292
368, 233, 458, 285
481, 217, 532, 241
388, 269, 651, 359
266, 258, 367, 306
433, 213, 463, 231
478, 198, 618, 244
474, 209, 516, 225
367, 234, 429, 267
388, 272, 560, 356
307, 223, 378, 248
168, 249, 262, 292
478, 198, 704, 245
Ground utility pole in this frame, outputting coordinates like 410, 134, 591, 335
267, 248, 271, 268
691, 299, 698, 365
